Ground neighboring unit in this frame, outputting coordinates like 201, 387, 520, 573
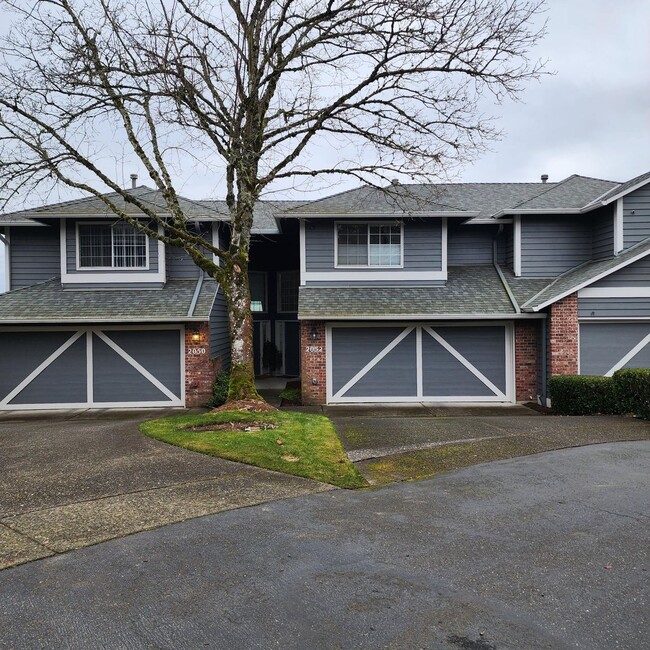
1, 169, 650, 409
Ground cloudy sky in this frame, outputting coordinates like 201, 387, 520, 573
1, 0, 649, 289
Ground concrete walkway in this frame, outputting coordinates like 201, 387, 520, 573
1, 442, 647, 649
0, 410, 332, 570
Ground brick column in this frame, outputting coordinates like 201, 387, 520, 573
514, 321, 538, 401
184, 322, 219, 407
300, 321, 327, 405
548, 294, 579, 376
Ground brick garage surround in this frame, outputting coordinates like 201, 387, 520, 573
548, 293, 579, 376
514, 320, 539, 401
184, 322, 219, 407
300, 321, 327, 405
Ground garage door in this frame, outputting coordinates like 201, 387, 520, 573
328, 324, 512, 403
580, 322, 650, 376
0, 327, 184, 409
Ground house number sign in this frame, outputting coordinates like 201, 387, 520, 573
188, 347, 207, 355
305, 345, 323, 353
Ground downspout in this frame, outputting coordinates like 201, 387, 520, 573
493, 225, 520, 314
540, 317, 548, 406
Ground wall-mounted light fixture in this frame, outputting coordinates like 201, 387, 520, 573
191, 329, 202, 343
310, 326, 319, 341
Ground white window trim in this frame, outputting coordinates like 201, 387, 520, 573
3, 227, 10, 292
578, 287, 650, 298
212, 223, 221, 266
334, 221, 405, 269
277, 270, 299, 314
0, 325, 185, 410
614, 198, 624, 254
60, 219, 166, 284
299, 220, 307, 286
75, 220, 150, 271
513, 215, 522, 277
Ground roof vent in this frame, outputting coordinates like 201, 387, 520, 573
391, 178, 400, 186
130, 173, 138, 189
541, 174, 549, 184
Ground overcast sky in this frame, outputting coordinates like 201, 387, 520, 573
1, 0, 650, 289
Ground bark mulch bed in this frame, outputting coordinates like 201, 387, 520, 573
213, 400, 278, 413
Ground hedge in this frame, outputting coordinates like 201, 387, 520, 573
549, 369, 650, 418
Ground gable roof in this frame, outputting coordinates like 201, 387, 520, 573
520, 237, 650, 312
584, 170, 650, 207
195, 200, 307, 234
0, 277, 219, 323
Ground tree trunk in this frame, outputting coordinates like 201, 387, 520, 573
221, 254, 262, 403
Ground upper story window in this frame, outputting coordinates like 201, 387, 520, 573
336, 222, 402, 267
78, 222, 147, 269
277, 270, 299, 313
250, 271, 267, 313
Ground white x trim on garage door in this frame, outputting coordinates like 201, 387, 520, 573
0, 326, 185, 410
326, 322, 514, 404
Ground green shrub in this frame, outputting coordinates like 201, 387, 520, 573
279, 387, 301, 404
206, 369, 230, 408
549, 375, 619, 415
612, 369, 650, 419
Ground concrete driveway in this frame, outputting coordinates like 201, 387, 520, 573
0, 410, 331, 569
327, 405, 650, 483
1, 441, 647, 649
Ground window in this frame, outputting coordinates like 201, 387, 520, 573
277, 270, 299, 313
78, 223, 147, 269
250, 272, 267, 313
336, 222, 402, 267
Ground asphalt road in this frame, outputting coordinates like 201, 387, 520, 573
1, 441, 648, 650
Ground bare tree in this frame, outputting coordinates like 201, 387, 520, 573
0, 0, 545, 403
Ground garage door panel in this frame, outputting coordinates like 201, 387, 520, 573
432, 327, 506, 390
332, 327, 407, 395
92, 336, 174, 403
9, 336, 87, 405
343, 330, 417, 398
421, 334, 496, 397
100, 330, 181, 396
580, 323, 650, 375
0, 331, 79, 399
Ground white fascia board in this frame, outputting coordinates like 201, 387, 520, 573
596, 176, 650, 207
529, 246, 650, 311
298, 313, 546, 321
289, 211, 479, 219
578, 287, 650, 298
303, 271, 445, 281
0, 316, 209, 325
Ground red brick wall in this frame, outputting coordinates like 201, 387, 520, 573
514, 321, 539, 401
549, 293, 579, 376
184, 322, 219, 407
300, 321, 327, 405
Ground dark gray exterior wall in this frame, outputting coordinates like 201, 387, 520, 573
304, 218, 442, 274
8, 225, 60, 290
65, 219, 159, 276
578, 297, 650, 318
623, 184, 650, 248
520, 215, 591, 277
590, 256, 650, 287
591, 207, 614, 260
448, 224, 496, 265
209, 286, 231, 369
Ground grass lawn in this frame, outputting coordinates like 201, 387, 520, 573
141, 410, 368, 489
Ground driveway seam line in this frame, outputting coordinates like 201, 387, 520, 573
0, 521, 58, 555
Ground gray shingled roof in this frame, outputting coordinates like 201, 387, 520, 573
586, 170, 650, 206
298, 266, 516, 319
0, 278, 218, 323
195, 200, 307, 234
500, 270, 555, 307
281, 176, 625, 220
521, 238, 650, 311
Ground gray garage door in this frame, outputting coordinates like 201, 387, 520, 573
329, 324, 511, 403
580, 322, 650, 376
0, 327, 183, 409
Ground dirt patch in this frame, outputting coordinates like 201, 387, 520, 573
186, 421, 278, 433
213, 400, 277, 413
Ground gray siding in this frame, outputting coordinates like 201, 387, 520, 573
591, 208, 614, 260
305, 218, 442, 275
580, 322, 650, 375
521, 216, 591, 277
66, 219, 159, 276
447, 225, 495, 265
167, 245, 199, 279
579, 297, 650, 318
210, 286, 231, 369
590, 256, 650, 287
623, 184, 650, 248
8, 226, 60, 289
